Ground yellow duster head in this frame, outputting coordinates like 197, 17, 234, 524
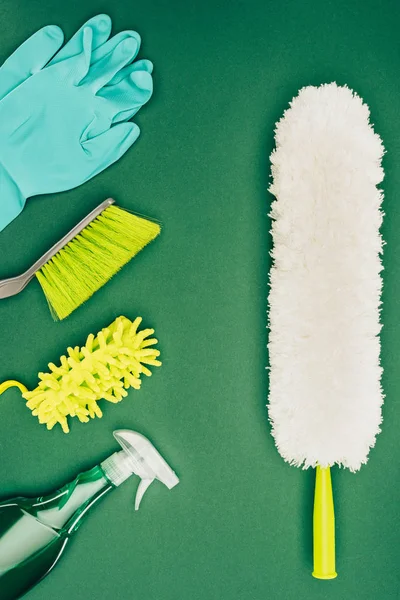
0, 316, 161, 433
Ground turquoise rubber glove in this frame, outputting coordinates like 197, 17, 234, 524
0, 16, 153, 232
0, 15, 115, 103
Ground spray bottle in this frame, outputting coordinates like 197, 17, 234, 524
0, 429, 179, 600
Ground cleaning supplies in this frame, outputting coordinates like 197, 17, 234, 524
0, 15, 153, 232
0, 428, 179, 600
0, 199, 160, 319
0, 316, 161, 432
267, 83, 384, 578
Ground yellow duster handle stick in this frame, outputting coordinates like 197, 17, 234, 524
312, 466, 337, 579
0, 380, 28, 395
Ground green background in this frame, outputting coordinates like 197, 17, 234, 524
0, 0, 399, 598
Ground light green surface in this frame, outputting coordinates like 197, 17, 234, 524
0, 1, 399, 599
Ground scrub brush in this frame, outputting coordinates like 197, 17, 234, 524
268, 83, 384, 578
0, 199, 160, 320
0, 315, 161, 433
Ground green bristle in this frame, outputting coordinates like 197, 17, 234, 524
35, 205, 160, 320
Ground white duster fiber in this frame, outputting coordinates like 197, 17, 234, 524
268, 83, 384, 472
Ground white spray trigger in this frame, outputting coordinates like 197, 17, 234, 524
113, 430, 179, 510
135, 479, 153, 510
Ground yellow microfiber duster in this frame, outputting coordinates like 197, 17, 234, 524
0, 316, 161, 433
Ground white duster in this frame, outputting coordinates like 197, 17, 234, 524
268, 83, 385, 472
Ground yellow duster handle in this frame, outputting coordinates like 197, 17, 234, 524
312, 466, 337, 579
0, 380, 28, 395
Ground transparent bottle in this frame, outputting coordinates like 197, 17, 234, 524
0, 430, 179, 600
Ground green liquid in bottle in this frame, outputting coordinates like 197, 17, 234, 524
0, 466, 113, 600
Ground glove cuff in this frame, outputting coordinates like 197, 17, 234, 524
0, 162, 26, 232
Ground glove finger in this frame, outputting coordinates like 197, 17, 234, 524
97, 70, 153, 124
83, 35, 140, 93
90, 30, 140, 65
107, 58, 153, 86
49, 14, 111, 66
81, 122, 140, 177
70, 26, 93, 84
0, 25, 64, 100
87, 68, 152, 137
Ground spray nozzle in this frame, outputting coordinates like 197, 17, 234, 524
113, 430, 179, 510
